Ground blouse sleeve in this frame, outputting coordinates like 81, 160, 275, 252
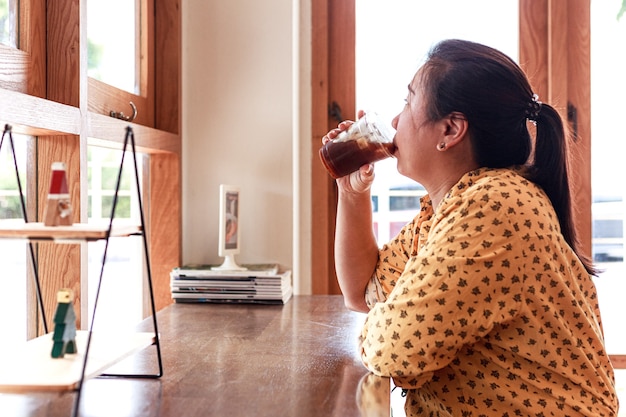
364, 216, 419, 309
364, 196, 434, 309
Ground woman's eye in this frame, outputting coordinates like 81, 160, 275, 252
404, 99, 409, 106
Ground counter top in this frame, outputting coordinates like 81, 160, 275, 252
0, 295, 391, 417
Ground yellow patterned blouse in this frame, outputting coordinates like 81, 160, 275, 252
361, 168, 618, 416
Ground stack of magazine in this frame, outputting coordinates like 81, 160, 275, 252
170, 264, 293, 304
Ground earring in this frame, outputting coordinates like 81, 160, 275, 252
437, 142, 446, 150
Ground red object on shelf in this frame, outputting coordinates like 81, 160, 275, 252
43, 162, 73, 226
49, 164, 70, 195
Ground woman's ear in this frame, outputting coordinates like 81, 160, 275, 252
442, 112, 469, 148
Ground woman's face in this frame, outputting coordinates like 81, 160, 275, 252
391, 70, 441, 183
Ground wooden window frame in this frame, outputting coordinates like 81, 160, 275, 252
0, 0, 46, 97
518, 0, 592, 258
310, 0, 354, 295
87, 0, 155, 127
0, 0, 181, 337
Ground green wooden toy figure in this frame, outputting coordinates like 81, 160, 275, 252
51, 288, 78, 358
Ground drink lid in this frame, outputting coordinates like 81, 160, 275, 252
365, 112, 395, 143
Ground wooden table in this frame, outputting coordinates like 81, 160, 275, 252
0, 295, 391, 416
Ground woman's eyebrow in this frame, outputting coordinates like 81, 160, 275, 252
407, 84, 415, 94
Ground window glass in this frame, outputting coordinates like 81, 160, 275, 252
87, 0, 140, 94
356, 0, 518, 244
590, 0, 625, 355
87, 146, 143, 331
0, 0, 18, 48
0, 130, 27, 348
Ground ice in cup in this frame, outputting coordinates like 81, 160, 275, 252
319, 111, 396, 179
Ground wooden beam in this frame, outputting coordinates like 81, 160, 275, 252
87, 112, 180, 154
610, 355, 626, 369
519, 0, 549, 96
519, 0, 592, 259
564, 0, 592, 258
0, 90, 81, 136
311, 0, 332, 294
311, 0, 355, 294
27, 0, 84, 337
147, 153, 181, 310
154, 0, 181, 134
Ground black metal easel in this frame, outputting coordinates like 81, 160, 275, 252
0, 124, 163, 417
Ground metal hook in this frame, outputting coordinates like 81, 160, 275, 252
110, 101, 137, 122
329, 101, 343, 123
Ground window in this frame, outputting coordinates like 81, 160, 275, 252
590, 0, 625, 265
87, 146, 144, 331
87, 0, 141, 95
0, 0, 45, 96
590, 0, 626, 356
87, 0, 155, 127
0, 0, 180, 338
0, 0, 18, 48
355, 0, 519, 245
0, 131, 27, 346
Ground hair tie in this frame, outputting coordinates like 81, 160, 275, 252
526, 93, 542, 122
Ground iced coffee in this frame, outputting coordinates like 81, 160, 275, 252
319, 112, 395, 179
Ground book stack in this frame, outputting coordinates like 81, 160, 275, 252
170, 264, 293, 305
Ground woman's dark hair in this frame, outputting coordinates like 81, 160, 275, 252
420, 39, 596, 275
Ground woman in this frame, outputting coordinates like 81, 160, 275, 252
324, 40, 618, 416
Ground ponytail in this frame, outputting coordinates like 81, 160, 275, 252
527, 103, 597, 276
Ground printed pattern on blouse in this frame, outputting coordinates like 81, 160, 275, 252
361, 168, 618, 416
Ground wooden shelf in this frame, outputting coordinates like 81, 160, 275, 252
0, 221, 141, 242
0, 331, 156, 393
0, 89, 81, 137
0, 88, 180, 155
87, 113, 181, 155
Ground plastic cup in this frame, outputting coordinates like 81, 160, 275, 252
319, 112, 396, 179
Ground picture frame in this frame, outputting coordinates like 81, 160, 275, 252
213, 184, 246, 271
